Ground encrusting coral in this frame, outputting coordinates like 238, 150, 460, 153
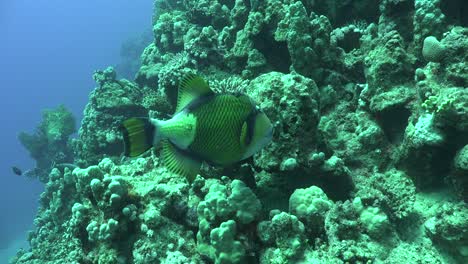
14, 0, 468, 263
18, 105, 76, 182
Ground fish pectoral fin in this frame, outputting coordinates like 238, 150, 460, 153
161, 140, 201, 183
240, 121, 249, 149
176, 73, 214, 113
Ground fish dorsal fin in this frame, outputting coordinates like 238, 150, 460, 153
161, 140, 201, 183
176, 74, 214, 113
236, 94, 253, 103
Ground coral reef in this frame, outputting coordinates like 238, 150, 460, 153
73, 67, 148, 167
18, 105, 76, 182
258, 211, 306, 263
14, 0, 468, 263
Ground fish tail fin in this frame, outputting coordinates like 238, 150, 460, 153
120, 118, 157, 157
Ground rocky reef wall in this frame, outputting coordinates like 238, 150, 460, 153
14, 0, 467, 263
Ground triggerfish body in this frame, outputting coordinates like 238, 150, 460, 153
120, 74, 273, 182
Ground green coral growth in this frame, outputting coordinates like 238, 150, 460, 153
18, 104, 76, 182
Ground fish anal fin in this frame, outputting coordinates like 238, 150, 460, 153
176, 74, 214, 113
161, 140, 201, 183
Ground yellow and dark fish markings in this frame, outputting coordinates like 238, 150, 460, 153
120, 74, 273, 182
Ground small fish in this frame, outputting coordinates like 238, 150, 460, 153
120, 74, 273, 182
12, 166, 22, 176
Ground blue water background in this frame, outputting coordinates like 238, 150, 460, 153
0, 0, 152, 261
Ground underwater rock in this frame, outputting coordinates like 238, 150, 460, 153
425, 202, 468, 262
247, 71, 320, 172
92, 66, 117, 86
440, 27, 468, 87
422, 36, 446, 62
14, 157, 201, 263
452, 145, 468, 201
257, 211, 306, 264
18, 105, 76, 182
399, 86, 468, 190
73, 68, 148, 166
364, 30, 416, 91
196, 177, 261, 262
289, 185, 333, 236
324, 197, 398, 262
210, 220, 245, 264
398, 113, 446, 188
361, 169, 416, 220
413, 0, 447, 55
